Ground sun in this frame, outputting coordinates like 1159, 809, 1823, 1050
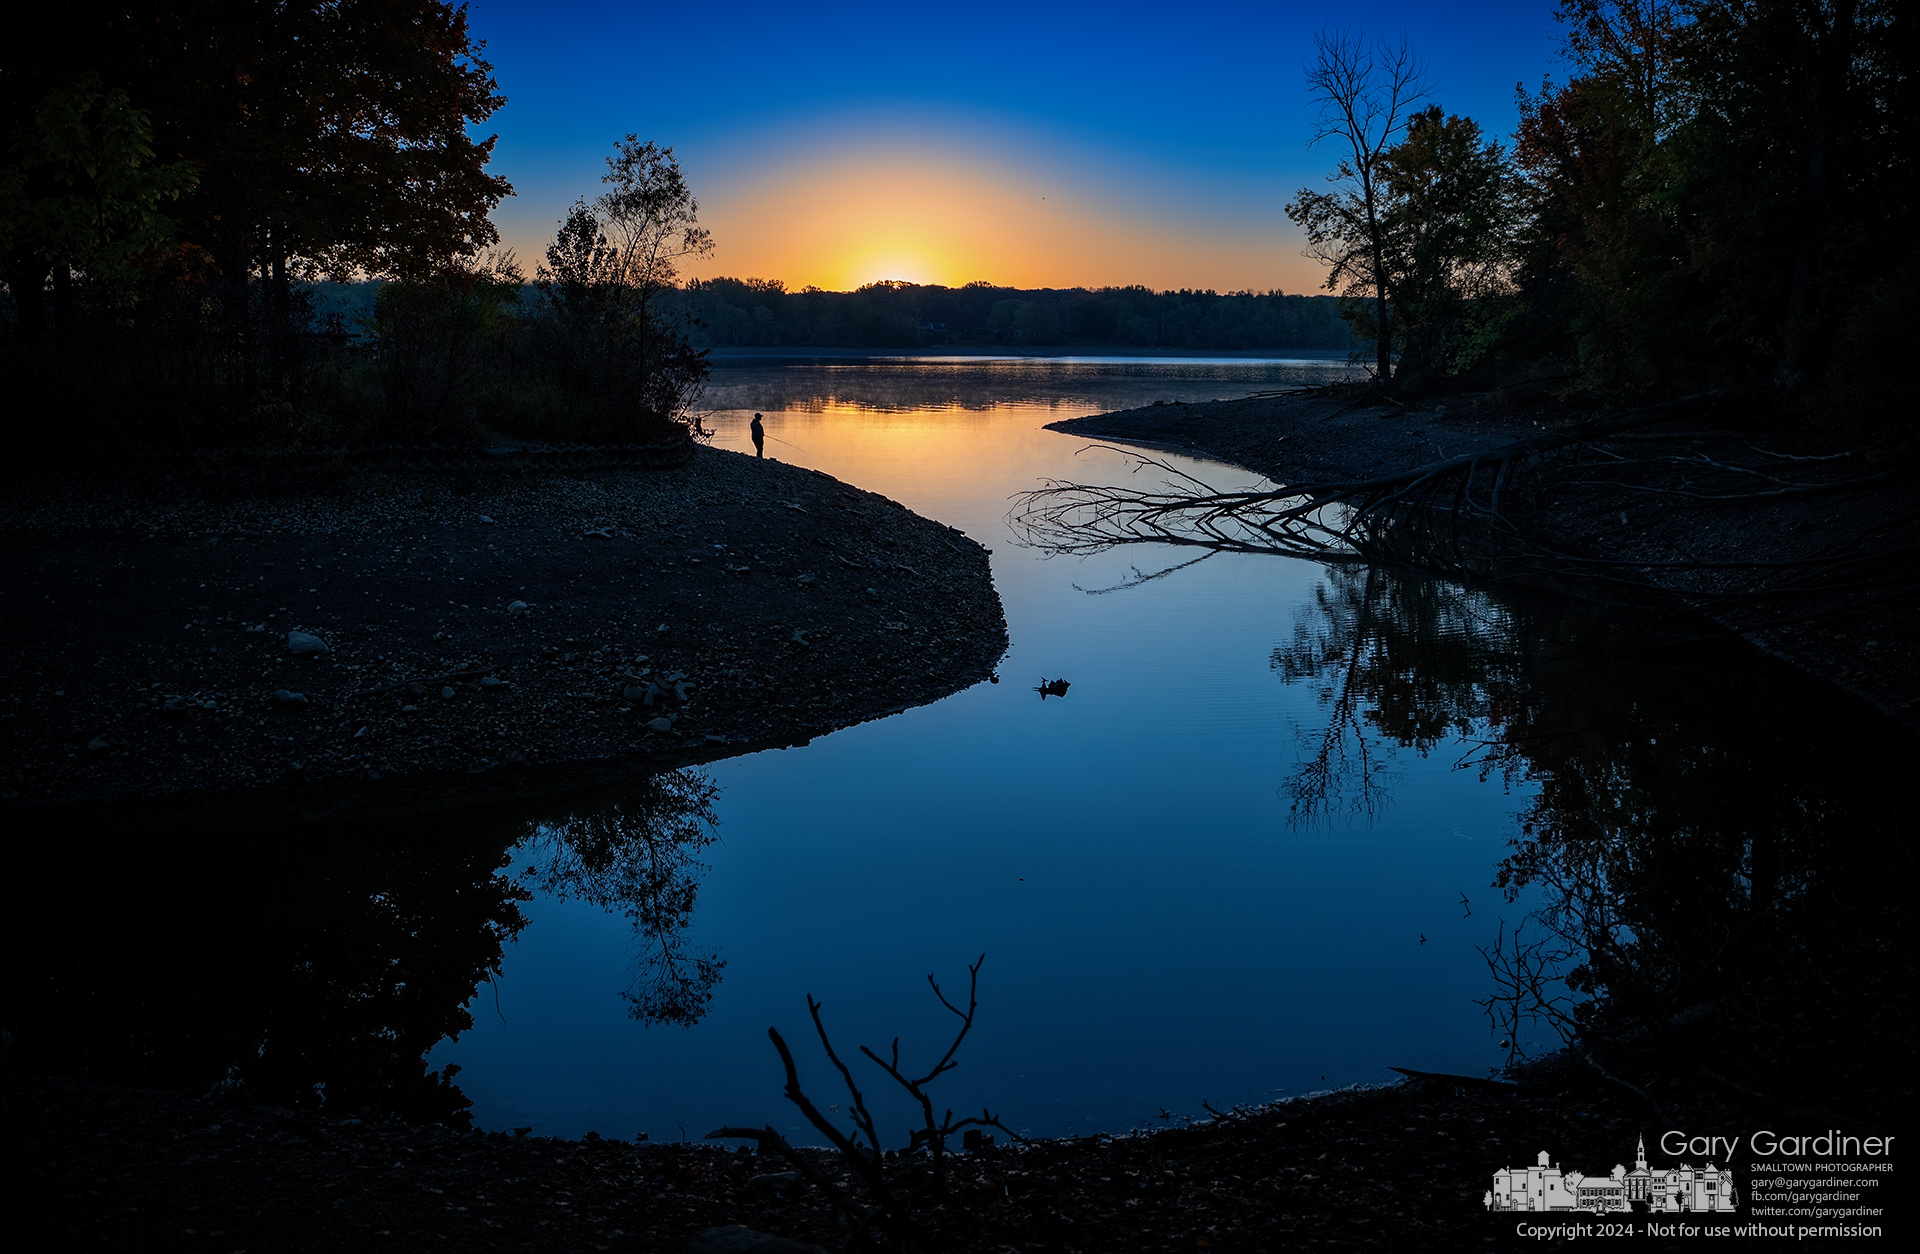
846, 257, 944, 289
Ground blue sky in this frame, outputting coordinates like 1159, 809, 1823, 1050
467, 1, 1571, 290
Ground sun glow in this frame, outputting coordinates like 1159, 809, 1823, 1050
686, 141, 1314, 293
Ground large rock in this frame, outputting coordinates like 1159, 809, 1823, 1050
286, 631, 329, 657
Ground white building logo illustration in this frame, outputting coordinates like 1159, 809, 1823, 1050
1485, 1136, 1738, 1213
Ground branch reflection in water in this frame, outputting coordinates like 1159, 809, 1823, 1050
1274, 562, 1914, 1120
517, 769, 725, 1029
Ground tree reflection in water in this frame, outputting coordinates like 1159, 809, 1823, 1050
9, 819, 529, 1125
8, 767, 726, 1124
519, 769, 724, 1028
1275, 564, 1916, 1120
1273, 565, 1525, 826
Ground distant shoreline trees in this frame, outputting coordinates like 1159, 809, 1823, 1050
669, 280, 1360, 352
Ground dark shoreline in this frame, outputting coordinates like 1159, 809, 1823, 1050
11, 1065, 1770, 1253
1, 444, 1008, 830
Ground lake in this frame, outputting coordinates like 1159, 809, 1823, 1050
17, 353, 1908, 1146
428, 354, 1909, 1142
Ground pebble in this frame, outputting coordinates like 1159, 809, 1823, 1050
88, 738, 109, 751
286, 630, 329, 656
623, 684, 648, 701
440, 686, 455, 699
507, 600, 529, 616
272, 690, 308, 708
646, 717, 674, 732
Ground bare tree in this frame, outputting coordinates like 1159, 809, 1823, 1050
1285, 29, 1429, 382
595, 137, 713, 329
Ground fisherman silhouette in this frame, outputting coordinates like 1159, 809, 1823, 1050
750, 412, 766, 458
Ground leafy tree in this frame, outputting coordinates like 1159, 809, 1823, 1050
4, 1, 510, 323
1510, 2, 1691, 383
594, 138, 714, 326
1508, 0, 1913, 409
1285, 29, 1430, 381
1376, 107, 1523, 381
370, 251, 524, 438
0, 73, 196, 338
522, 140, 713, 439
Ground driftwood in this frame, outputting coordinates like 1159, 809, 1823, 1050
1386, 1067, 1529, 1094
1013, 391, 1735, 559
707, 956, 1021, 1252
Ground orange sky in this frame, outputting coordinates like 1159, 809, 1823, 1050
496, 121, 1331, 295
679, 145, 1322, 293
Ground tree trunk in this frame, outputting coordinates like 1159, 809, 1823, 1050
266, 232, 292, 391
1363, 192, 1392, 382
1776, 0, 1855, 387
50, 264, 76, 345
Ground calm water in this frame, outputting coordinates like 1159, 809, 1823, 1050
417, 355, 1900, 1141
17, 354, 1908, 1145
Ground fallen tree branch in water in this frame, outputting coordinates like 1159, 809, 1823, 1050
1011, 392, 1737, 562
1011, 388, 1920, 622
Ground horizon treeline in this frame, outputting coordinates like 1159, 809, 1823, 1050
668, 280, 1359, 352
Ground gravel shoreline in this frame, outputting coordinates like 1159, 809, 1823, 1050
10, 1068, 1732, 1253
1, 445, 1008, 829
